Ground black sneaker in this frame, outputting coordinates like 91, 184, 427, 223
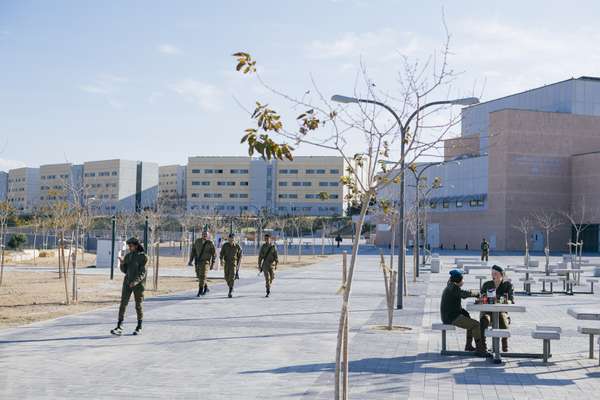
133, 326, 142, 336
110, 326, 123, 336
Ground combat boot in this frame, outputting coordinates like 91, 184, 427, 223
110, 321, 123, 336
265, 287, 270, 298
133, 320, 142, 336
501, 338, 508, 353
475, 338, 491, 358
203, 284, 210, 295
228, 288, 233, 298
197, 288, 202, 297
464, 331, 476, 351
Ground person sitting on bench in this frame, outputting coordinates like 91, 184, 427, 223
440, 269, 488, 357
480, 265, 514, 352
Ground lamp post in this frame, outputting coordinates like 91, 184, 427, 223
331, 95, 478, 309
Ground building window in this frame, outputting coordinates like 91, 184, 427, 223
443, 202, 449, 209
316, 169, 325, 174
230, 193, 239, 198
456, 201, 463, 208
289, 169, 298, 174
305, 194, 315, 199
192, 169, 201, 174
215, 169, 223, 174
292, 182, 302, 187
469, 200, 477, 207
477, 200, 484, 206
302, 182, 311, 187
239, 193, 248, 198
279, 169, 288, 174
240, 181, 249, 186
306, 169, 315, 174
330, 194, 339, 199
111, 171, 118, 176
330, 169, 340, 174
430, 201, 437, 209
204, 169, 214, 174
279, 181, 288, 187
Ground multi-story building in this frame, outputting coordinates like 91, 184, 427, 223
7, 167, 40, 213
83, 159, 158, 214
0, 171, 8, 201
186, 156, 345, 216
39, 163, 84, 206
159, 165, 187, 209
377, 76, 600, 252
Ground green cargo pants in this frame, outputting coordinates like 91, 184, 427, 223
452, 314, 481, 340
224, 264, 236, 289
195, 261, 210, 290
118, 283, 144, 322
263, 266, 275, 289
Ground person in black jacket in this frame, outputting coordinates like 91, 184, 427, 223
440, 269, 488, 356
480, 265, 514, 352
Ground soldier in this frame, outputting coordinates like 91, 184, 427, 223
258, 233, 278, 298
220, 233, 242, 298
480, 265, 514, 352
188, 230, 216, 297
440, 269, 489, 357
111, 238, 148, 336
481, 238, 490, 262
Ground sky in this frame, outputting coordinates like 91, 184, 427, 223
1, 0, 600, 170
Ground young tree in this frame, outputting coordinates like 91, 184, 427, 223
232, 26, 466, 397
512, 216, 532, 267
563, 200, 594, 270
0, 201, 12, 287
534, 210, 563, 275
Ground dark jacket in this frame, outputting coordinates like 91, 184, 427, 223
481, 241, 489, 252
440, 282, 475, 324
120, 251, 148, 288
480, 279, 514, 303
220, 242, 242, 268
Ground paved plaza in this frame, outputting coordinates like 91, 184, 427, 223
2, 254, 600, 399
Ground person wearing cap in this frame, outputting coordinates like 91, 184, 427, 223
220, 233, 243, 298
480, 238, 490, 262
258, 233, 278, 297
480, 265, 514, 352
440, 269, 488, 356
111, 237, 148, 336
188, 230, 217, 297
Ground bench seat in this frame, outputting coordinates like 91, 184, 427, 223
485, 329, 510, 338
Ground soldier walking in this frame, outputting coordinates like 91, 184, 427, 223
188, 230, 216, 296
258, 233, 278, 298
481, 238, 490, 262
220, 233, 242, 298
111, 238, 148, 336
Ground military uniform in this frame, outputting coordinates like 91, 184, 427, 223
481, 240, 490, 261
189, 237, 216, 295
441, 282, 481, 341
118, 250, 148, 324
258, 242, 278, 296
220, 241, 242, 295
480, 279, 514, 351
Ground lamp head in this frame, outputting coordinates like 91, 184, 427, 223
331, 95, 359, 104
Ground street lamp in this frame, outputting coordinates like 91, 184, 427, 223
331, 94, 479, 309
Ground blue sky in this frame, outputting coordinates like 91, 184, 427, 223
1, 0, 599, 170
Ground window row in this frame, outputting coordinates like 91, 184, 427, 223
191, 181, 249, 186
191, 193, 249, 199
190, 168, 249, 174
84, 171, 118, 177
429, 199, 485, 209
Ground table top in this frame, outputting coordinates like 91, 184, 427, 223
554, 269, 584, 274
512, 269, 546, 274
568, 308, 600, 320
466, 303, 526, 313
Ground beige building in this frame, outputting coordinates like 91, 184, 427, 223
377, 76, 600, 252
186, 156, 345, 216
39, 163, 83, 207
83, 159, 158, 214
7, 167, 40, 213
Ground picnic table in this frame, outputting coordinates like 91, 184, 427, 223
567, 308, 600, 321
554, 269, 584, 294
466, 303, 527, 363
512, 268, 546, 294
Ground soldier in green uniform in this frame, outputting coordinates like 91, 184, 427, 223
480, 265, 514, 352
188, 230, 216, 296
258, 233, 278, 298
440, 269, 489, 356
220, 233, 243, 298
111, 238, 148, 336
481, 238, 490, 262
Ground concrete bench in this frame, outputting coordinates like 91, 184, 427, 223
463, 264, 489, 274
518, 277, 536, 295
538, 277, 558, 293
432, 323, 455, 354
485, 329, 510, 338
577, 326, 600, 359
454, 257, 479, 265
586, 278, 599, 294
532, 330, 561, 363
475, 275, 487, 290
430, 258, 441, 274
528, 260, 540, 268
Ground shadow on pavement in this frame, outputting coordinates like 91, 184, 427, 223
0, 335, 112, 345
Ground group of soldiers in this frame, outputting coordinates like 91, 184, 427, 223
111, 232, 279, 336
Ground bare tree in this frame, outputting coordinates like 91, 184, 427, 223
512, 217, 532, 267
534, 210, 563, 275
563, 199, 595, 269
232, 22, 465, 398
0, 201, 13, 287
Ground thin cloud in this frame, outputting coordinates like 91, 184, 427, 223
157, 43, 182, 55
79, 74, 128, 109
170, 79, 223, 112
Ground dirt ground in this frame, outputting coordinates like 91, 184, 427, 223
0, 253, 332, 329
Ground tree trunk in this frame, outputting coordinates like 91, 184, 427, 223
72, 226, 80, 303
321, 223, 325, 256
0, 228, 5, 287
32, 230, 37, 266
154, 238, 160, 290
335, 198, 369, 400
544, 229, 550, 276
60, 233, 69, 305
